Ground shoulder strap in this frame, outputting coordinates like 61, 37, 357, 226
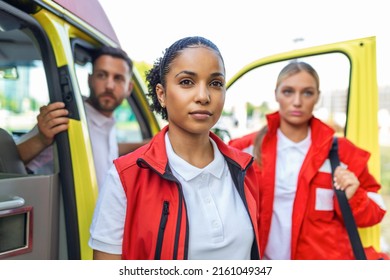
328, 137, 367, 260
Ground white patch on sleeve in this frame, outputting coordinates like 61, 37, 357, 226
367, 192, 387, 210
315, 188, 334, 211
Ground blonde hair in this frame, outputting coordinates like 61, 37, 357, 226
253, 125, 268, 166
276, 61, 320, 91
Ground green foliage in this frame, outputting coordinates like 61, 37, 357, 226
221, 110, 233, 116
30, 98, 39, 111
7, 99, 19, 113
134, 61, 152, 85
0, 90, 40, 113
0, 92, 5, 108
246, 101, 270, 117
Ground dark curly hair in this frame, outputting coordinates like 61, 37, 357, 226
145, 36, 224, 120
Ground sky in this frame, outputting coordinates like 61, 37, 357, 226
98, 0, 390, 86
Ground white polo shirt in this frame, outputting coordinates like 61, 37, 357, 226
165, 133, 254, 259
263, 128, 311, 260
89, 132, 254, 259
84, 102, 118, 190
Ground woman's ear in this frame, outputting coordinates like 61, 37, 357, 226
156, 83, 166, 108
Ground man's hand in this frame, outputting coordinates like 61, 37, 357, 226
17, 102, 69, 164
37, 102, 69, 146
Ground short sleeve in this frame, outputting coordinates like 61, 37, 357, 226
88, 163, 127, 254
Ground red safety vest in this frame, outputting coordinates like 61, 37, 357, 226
114, 126, 261, 259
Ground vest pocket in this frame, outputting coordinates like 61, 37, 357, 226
154, 201, 169, 260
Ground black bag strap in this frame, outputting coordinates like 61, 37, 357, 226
328, 137, 367, 260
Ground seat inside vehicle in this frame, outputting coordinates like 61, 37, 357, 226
0, 128, 27, 174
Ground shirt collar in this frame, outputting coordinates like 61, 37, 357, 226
165, 132, 225, 181
84, 101, 115, 128
277, 128, 311, 154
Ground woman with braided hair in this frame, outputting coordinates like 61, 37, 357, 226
89, 36, 261, 260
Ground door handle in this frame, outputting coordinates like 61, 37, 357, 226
0, 196, 25, 211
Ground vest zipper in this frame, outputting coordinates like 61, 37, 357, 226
154, 201, 169, 259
